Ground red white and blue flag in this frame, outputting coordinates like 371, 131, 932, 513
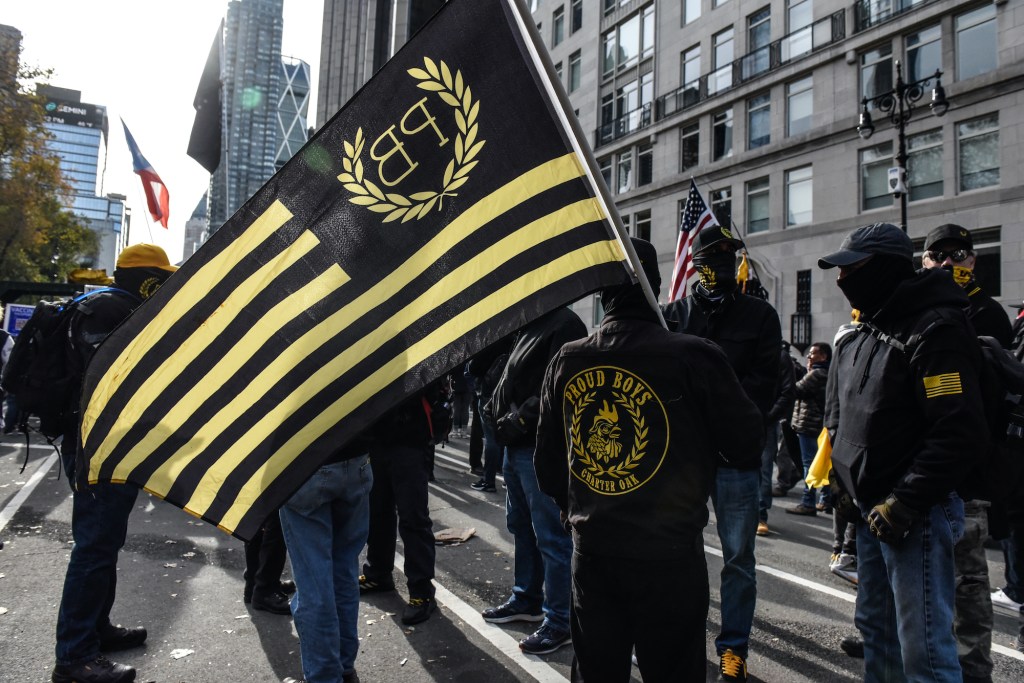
668, 179, 719, 301
122, 120, 170, 228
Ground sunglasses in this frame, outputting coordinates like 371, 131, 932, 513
923, 249, 971, 264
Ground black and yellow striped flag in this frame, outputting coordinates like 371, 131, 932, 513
79, 0, 635, 541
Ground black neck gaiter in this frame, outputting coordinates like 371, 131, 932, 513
836, 256, 913, 316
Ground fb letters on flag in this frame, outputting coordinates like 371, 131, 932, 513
79, 0, 633, 541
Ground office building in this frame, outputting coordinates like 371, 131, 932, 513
276, 56, 311, 170
37, 85, 126, 274
320, 0, 1023, 343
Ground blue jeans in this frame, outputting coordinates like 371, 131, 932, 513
279, 456, 372, 683
758, 421, 780, 522
55, 482, 138, 665
503, 444, 572, 632
711, 466, 760, 658
798, 432, 830, 509
855, 493, 964, 683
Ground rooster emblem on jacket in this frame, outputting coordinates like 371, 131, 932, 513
587, 400, 623, 463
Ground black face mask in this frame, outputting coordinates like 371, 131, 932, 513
836, 257, 911, 315
692, 252, 737, 296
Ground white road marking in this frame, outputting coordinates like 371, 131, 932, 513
0, 451, 59, 534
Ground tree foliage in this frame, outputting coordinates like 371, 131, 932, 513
0, 44, 98, 283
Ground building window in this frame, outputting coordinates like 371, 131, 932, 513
747, 92, 771, 150
713, 109, 733, 161
599, 156, 612, 189
617, 149, 634, 193
602, 31, 616, 77
634, 209, 652, 240
603, 0, 616, 14
710, 27, 734, 94
745, 6, 771, 78
568, 51, 582, 92
571, 0, 583, 34
681, 44, 701, 88
958, 113, 999, 191
786, 75, 813, 136
711, 188, 732, 228
956, 5, 997, 81
555, 61, 563, 81
796, 269, 811, 314
642, 5, 655, 60
860, 142, 892, 211
786, 166, 813, 226
746, 177, 770, 233
785, 0, 813, 60
552, 6, 565, 47
592, 293, 605, 326
684, 0, 701, 25
637, 143, 654, 186
680, 122, 699, 172
714, 0, 729, 7
907, 129, 943, 202
861, 45, 893, 107
602, 6, 655, 76
906, 25, 941, 84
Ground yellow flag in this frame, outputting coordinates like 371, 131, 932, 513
805, 426, 832, 488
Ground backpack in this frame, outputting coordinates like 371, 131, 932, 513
0, 288, 136, 440
422, 375, 454, 446
860, 320, 1024, 502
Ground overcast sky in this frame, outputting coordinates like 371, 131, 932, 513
3, 0, 324, 261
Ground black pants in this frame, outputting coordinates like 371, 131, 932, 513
468, 401, 483, 470
571, 540, 708, 683
244, 514, 287, 597
364, 443, 436, 599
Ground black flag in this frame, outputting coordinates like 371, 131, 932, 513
81, 0, 634, 540
187, 21, 223, 173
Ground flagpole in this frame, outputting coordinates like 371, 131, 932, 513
504, 0, 667, 330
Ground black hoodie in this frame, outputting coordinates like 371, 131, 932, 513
830, 268, 987, 512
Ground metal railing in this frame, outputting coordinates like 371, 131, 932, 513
653, 10, 845, 125
853, 0, 935, 33
595, 102, 654, 147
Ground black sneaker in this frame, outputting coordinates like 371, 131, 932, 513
52, 656, 136, 683
252, 590, 292, 615
840, 635, 864, 658
98, 624, 147, 652
481, 600, 544, 624
519, 623, 571, 655
470, 479, 496, 493
719, 649, 748, 681
279, 580, 296, 595
402, 597, 436, 625
358, 574, 396, 594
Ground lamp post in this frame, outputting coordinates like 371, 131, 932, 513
856, 60, 949, 232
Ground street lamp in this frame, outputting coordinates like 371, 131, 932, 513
856, 60, 949, 232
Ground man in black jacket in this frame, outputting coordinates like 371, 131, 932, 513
922, 223, 1012, 683
482, 307, 587, 656
536, 238, 763, 681
54, 244, 177, 683
820, 222, 986, 682
758, 343, 796, 535
662, 225, 781, 681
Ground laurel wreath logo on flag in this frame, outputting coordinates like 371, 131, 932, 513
338, 57, 485, 223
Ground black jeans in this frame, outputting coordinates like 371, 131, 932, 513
571, 539, 708, 683
244, 514, 287, 597
363, 443, 436, 599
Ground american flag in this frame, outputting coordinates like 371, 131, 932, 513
669, 179, 719, 301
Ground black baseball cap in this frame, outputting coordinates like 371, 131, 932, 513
693, 225, 744, 254
924, 224, 973, 251
818, 222, 914, 269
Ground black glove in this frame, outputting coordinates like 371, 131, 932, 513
867, 494, 920, 545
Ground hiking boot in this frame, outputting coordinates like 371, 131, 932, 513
771, 485, 789, 497
252, 590, 291, 615
840, 635, 864, 658
816, 502, 832, 514
786, 504, 817, 516
402, 597, 436, 625
98, 624, 147, 652
719, 649, 747, 681
829, 553, 858, 585
279, 580, 296, 595
52, 656, 136, 683
470, 479, 496, 493
519, 623, 571, 655
756, 521, 769, 536
481, 600, 544, 624
358, 575, 395, 594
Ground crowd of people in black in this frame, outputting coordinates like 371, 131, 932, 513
10, 219, 1024, 683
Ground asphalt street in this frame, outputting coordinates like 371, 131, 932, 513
1, 429, 1023, 682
